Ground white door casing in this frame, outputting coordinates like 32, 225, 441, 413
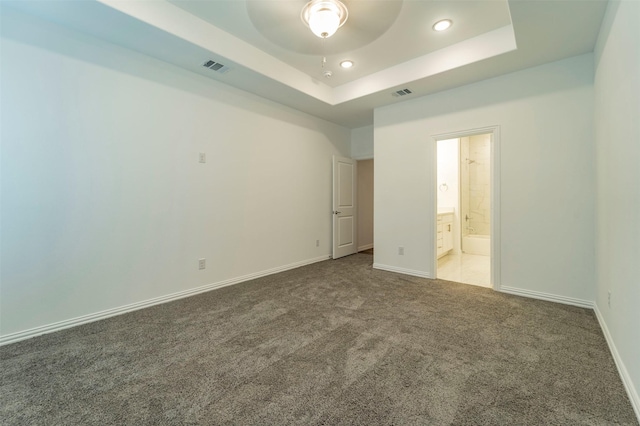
432, 126, 501, 290
332, 156, 357, 259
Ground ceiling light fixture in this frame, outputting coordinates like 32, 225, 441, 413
340, 60, 354, 69
301, 0, 348, 39
433, 19, 452, 32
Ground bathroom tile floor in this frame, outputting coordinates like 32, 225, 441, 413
437, 253, 490, 288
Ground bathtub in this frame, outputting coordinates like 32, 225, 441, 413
462, 234, 490, 256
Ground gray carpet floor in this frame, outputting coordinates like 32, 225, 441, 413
1, 253, 637, 425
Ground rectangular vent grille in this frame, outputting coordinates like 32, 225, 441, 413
392, 88, 413, 97
202, 60, 230, 74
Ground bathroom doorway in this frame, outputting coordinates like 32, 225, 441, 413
434, 128, 500, 289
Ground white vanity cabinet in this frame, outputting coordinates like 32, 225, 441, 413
437, 213, 454, 258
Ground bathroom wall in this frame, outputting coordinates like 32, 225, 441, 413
436, 139, 460, 253
467, 134, 491, 236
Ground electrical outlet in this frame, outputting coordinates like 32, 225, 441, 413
608, 291, 611, 308
316, 239, 320, 247
398, 246, 404, 255
198, 152, 206, 163
199, 258, 206, 270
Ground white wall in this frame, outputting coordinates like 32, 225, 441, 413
594, 0, 640, 416
374, 54, 595, 303
351, 125, 374, 159
0, 9, 350, 339
357, 159, 374, 251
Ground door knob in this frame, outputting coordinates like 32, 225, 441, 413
333, 211, 342, 215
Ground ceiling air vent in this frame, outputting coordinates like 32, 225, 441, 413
392, 88, 413, 97
202, 60, 230, 74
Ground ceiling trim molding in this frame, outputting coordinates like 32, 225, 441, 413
333, 25, 518, 104
98, 0, 517, 107
97, 0, 335, 103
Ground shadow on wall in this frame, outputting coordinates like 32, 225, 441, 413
376, 56, 594, 126
0, 5, 344, 135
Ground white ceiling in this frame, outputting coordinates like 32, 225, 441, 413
167, 0, 513, 87
5, 0, 608, 128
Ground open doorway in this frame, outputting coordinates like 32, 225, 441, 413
434, 129, 500, 289
357, 159, 374, 255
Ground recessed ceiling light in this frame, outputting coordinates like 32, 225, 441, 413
433, 19, 452, 32
340, 60, 354, 69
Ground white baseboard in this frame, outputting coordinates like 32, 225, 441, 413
373, 263, 433, 279
499, 286, 594, 309
0, 255, 331, 346
594, 304, 640, 422
358, 244, 374, 252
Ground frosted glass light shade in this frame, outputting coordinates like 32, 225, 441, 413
301, 0, 348, 39
309, 8, 340, 38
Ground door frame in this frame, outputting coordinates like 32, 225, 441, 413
431, 126, 501, 291
355, 158, 374, 252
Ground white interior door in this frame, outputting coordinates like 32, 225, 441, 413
332, 156, 357, 259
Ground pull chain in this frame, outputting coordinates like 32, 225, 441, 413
320, 36, 332, 78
